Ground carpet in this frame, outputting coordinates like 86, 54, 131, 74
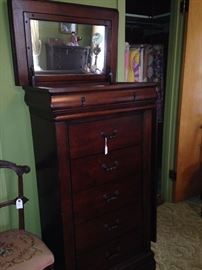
151, 201, 202, 270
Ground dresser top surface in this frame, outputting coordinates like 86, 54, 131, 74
25, 82, 157, 94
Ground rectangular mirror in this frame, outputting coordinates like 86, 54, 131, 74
30, 20, 106, 75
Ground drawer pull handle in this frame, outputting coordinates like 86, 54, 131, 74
104, 218, 120, 231
101, 129, 118, 140
103, 190, 119, 203
105, 246, 121, 260
108, 129, 118, 139
81, 96, 86, 106
102, 160, 119, 172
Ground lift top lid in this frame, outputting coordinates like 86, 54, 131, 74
8, 0, 118, 87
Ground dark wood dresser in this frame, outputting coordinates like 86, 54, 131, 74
46, 43, 90, 72
24, 82, 157, 270
8, 0, 157, 269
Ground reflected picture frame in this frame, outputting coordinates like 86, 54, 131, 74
60, 23, 77, 33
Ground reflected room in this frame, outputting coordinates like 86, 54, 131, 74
30, 20, 106, 74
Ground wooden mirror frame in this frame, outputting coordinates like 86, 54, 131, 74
8, 0, 118, 86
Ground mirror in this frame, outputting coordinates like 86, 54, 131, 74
8, 0, 118, 86
30, 20, 106, 75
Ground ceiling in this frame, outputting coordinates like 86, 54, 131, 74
126, 0, 171, 16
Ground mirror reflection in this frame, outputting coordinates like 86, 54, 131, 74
30, 20, 106, 74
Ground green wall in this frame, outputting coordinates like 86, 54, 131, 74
0, 0, 41, 234
0, 0, 125, 235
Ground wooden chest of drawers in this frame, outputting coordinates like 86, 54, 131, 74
45, 44, 90, 72
24, 82, 157, 270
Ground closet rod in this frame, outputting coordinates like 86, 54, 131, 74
126, 12, 170, 19
153, 12, 170, 19
126, 13, 152, 19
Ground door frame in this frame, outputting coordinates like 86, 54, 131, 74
161, 0, 187, 201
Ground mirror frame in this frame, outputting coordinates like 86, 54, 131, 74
8, 0, 118, 86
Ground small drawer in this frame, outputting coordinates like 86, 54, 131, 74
71, 146, 141, 193
76, 231, 144, 270
75, 204, 142, 252
69, 114, 142, 158
73, 178, 141, 224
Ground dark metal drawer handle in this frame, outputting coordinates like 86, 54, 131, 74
104, 218, 120, 231
102, 161, 119, 172
103, 190, 119, 203
81, 96, 86, 106
101, 129, 118, 139
108, 129, 118, 139
105, 246, 121, 260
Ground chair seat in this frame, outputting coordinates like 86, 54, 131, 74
0, 229, 54, 270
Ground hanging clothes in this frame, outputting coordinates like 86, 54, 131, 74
124, 42, 130, 82
125, 43, 164, 122
143, 44, 164, 123
127, 45, 144, 82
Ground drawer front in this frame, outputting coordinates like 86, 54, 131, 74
71, 146, 141, 193
73, 178, 141, 224
75, 204, 142, 253
76, 232, 144, 270
69, 114, 142, 158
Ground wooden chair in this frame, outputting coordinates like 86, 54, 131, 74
0, 160, 54, 270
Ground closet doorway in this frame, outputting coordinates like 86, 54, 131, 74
125, 0, 171, 201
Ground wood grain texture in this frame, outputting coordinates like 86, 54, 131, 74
8, 0, 118, 86
175, 0, 202, 201
26, 83, 157, 270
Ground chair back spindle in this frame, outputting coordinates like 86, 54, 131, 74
0, 160, 30, 230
